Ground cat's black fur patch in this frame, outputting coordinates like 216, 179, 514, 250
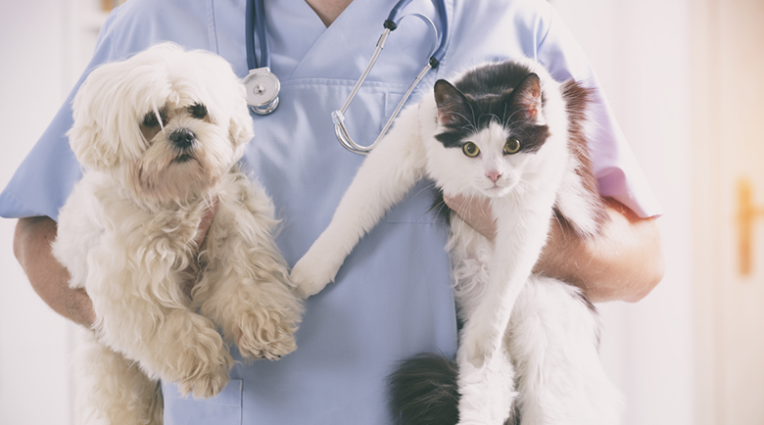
387, 354, 460, 425
434, 62, 550, 154
387, 353, 518, 425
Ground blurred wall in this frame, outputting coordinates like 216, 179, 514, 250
552, 1, 694, 424
0, 1, 76, 425
553, 0, 695, 425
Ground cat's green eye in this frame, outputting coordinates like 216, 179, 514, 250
504, 138, 521, 154
462, 142, 480, 157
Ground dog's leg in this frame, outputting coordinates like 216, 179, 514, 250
194, 179, 303, 361
507, 276, 622, 425
97, 301, 232, 399
75, 330, 163, 425
197, 242, 302, 361
89, 248, 233, 399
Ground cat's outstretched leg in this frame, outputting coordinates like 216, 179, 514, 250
455, 331, 517, 425
291, 104, 427, 297
508, 276, 622, 425
459, 196, 557, 369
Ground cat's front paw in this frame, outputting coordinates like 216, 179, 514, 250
461, 322, 502, 369
291, 251, 341, 298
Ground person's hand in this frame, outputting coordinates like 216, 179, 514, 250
182, 199, 218, 296
442, 194, 664, 302
442, 194, 497, 241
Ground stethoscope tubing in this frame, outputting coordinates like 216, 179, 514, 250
245, 0, 450, 151
246, 0, 269, 70
244, 0, 280, 115
333, 0, 449, 155
386, 0, 449, 65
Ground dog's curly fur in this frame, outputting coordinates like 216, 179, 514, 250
52, 43, 303, 425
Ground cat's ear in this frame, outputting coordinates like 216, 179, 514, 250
434, 79, 470, 126
509, 73, 542, 121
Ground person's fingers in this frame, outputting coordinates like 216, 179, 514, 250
442, 194, 497, 241
184, 196, 219, 296
193, 196, 219, 249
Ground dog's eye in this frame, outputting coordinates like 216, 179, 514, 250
142, 112, 163, 127
190, 103, 207, 119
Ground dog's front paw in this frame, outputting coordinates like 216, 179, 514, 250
291, 251, 341, 298
169, 315, 233, 399
176, 361, 230, 399
235, 309, 298, 361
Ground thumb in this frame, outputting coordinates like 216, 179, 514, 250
443, 194, 497, 241
194, 196, 218, 249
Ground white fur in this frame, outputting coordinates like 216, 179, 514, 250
54, 43, 303, 425
448, 217, 622, 425
291, 58, 621, 424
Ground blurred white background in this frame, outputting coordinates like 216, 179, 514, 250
1, 1, 105, 425
2, 0, 762, 424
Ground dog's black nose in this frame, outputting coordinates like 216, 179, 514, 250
170, 129, 196, 149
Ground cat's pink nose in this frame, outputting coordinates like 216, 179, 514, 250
486, 171, 502, 183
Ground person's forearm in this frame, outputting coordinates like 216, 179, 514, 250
533, 198, 665, 303
443, 195, 665, 303
13, 216, 95, 328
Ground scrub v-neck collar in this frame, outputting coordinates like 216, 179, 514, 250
263, 0, 405, 81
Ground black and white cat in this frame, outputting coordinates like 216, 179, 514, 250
290, 59, 622, 425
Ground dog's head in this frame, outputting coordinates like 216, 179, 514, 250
68, 42, 254, 202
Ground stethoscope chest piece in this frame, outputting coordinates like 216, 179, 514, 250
243, 67, 280, 115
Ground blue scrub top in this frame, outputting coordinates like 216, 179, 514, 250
0, 0, 662, 424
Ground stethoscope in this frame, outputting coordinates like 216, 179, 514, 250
243, 0, 280, 115
243, 0, 450, 155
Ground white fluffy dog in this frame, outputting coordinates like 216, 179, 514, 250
52, 43, 303, 425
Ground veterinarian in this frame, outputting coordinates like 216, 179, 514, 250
4, 0, 664, 424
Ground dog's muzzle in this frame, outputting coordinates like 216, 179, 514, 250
170, 129, 196, 150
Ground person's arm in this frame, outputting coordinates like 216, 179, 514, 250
12, 203, 218, 329
13, 216, 95, 328
443, 195, 664, 303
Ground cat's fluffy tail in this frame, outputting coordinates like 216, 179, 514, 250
387, 353, 460, 425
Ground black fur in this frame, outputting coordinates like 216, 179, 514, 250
433, 62, 550, 154
387, 353, 521, 425
387, 354, 460, 425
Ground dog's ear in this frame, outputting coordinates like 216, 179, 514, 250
68, 59, 150, 172
228, 96, 255, 149
68, 75, 121, 172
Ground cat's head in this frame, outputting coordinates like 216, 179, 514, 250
429, 72, 551, 198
